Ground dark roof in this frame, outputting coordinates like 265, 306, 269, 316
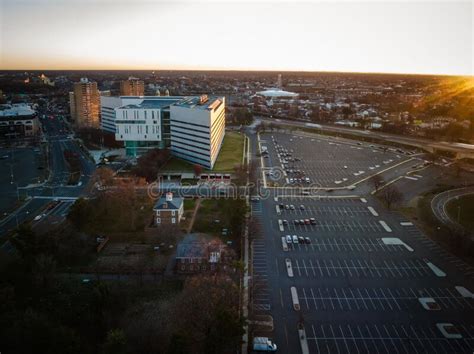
153, 195, 183, 210
176, 233, 211, 259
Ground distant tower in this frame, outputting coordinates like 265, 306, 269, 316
277, 74, 282, 88
120, 77, 144, 96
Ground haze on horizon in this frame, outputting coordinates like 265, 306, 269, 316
0, 0, 473, 76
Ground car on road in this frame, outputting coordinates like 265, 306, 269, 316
33, 215, 42, 221
292, 235, 299, 244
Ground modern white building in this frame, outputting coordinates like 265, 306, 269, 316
100, 96, 123, 133
170, 95, 225, 169
106, 95, 225, 169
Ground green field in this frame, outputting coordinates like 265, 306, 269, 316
161, 131, 245, 173
446, 194, 474, 232
213, 131, 245, 172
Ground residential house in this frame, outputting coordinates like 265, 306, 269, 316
153, 192, 184, 226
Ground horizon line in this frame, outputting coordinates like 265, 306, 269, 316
1, 67, 472, 78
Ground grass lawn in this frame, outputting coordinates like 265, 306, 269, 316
161, 131, 245, 173
446, 194, 474, 232
183, 198, 197, 210
213, 131, 245, 172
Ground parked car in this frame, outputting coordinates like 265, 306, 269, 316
292, 235, 299, 244
282, 220, 288, 226
305, 237, 311, 244
299, 205, 305, 210
304, 219, 310, 225
310, 218, 317, 225
253, 337, 277, 352
298, 236, 305, 244
294, 219, 299, 225
286, 235, 292, 244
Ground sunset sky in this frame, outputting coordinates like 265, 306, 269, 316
0, 0, 472, 75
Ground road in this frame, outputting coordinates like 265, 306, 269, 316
0, 116, 96, 242
431, 186, 474, 231
257, 116, 474, 158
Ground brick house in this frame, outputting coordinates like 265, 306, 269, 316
153, 192, 184, 226
175, 233, 234, 274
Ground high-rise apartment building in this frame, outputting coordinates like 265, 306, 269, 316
120, 77, 145, 96
69, 78, 100, 128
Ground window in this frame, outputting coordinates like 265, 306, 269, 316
172, 218, 176, 224
171, 210, 175, 216
156, 218, 161, 224
156, 211, 160, 216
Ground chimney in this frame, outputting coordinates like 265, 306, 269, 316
165, 192, 173, 202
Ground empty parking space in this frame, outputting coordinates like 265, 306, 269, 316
287, 237, 409, 253
263, 133, 412, 188
251, 200, 271, 313
297, 286, 474, 311
282, 219, 386, 233
278, 205, 372, 217
290, 258, 444, 278
305, 323, 474, 354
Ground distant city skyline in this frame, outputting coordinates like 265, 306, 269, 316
0, 0, 472, 76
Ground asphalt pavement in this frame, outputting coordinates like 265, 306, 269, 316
0, 116, 96, 241
247, 129, 474, 354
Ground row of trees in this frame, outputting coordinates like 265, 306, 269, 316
68, 180, 149, 233
1, 218, 244, 354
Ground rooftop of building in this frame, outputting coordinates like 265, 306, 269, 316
153, 193, 183, 210
176, 233, 226, 260
174, 95, 223, 111
117, 95, 223, 111
0, 103, 36, 118
120, 98, 183, 110
256, 88, 299, 98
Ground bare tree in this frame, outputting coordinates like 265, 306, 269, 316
93, 167, 115, 186
380, 185, 403, 210
369, 174, 385, 192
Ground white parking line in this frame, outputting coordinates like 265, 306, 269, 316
426, 261, 446, 277
367, 206, 379, 216
379, 220, 392, 232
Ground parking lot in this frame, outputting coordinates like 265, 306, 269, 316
260, 132, 415, 188
252, 164, 474, 354
304, 322, 474, 354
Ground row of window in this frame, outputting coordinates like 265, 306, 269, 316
156, 217, 176, 224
